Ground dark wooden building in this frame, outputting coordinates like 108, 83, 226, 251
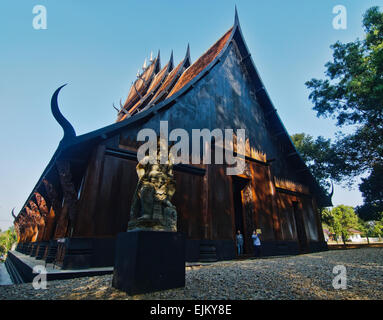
13, 11, 330, 269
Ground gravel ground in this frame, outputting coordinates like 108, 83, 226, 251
0, 247, 382, 300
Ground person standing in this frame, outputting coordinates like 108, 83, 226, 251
252, 230, 261, 257
236, 230, 244, 255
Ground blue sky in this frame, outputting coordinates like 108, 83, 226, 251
0, 0, 380, 230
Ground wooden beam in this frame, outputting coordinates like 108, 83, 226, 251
287, 152, 298, 158
241, 53, 251, 63
264, 108, 277, 117
274, 131, 285, 137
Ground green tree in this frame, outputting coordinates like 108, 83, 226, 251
322, 205, 360, 244
291, 133, 346, 192
0, 227, 17, 259
305, 7, 383, 221
356, 163, 383, 221
305, 7, 383, 179
372, 220, 383, 239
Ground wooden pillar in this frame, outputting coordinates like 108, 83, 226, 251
34, 192, 50, 241
25, 206, 38, 242
202, 164, 209, 240
266, 166, 281, 241
56, 160, 79, 238
28, 200, 45, 242
73, 144, 106, 237
42, 179, 61, 240
312, 198, 325, 242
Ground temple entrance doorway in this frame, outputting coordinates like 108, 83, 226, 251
293, 201, 308, 253
232, 175, 250, 254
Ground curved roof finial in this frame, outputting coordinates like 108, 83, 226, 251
51, 84, 76, 142
11, 207, 17, 220
329, 180, 334, 200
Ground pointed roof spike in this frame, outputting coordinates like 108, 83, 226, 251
184, 43, 191, 64
234, 5, 239, 26
169, 50, 174, 69
154, 49, 161, 73
142, 58, 147, 70
149, 51, 154, 62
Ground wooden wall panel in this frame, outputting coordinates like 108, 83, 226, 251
94, 156, 137, 237
209, 165, 235, 241
301, 198, 319, 241
250, 163, 275, 241
172, 171, 204, 240
276, 193, 297, 241
74, 148, 137, 237
73, 145, 106, 237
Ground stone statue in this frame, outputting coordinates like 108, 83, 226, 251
128, 141, 177, 232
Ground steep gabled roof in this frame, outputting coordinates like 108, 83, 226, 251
144, 45, 191, 109
117, 51, 161, 121
168, 28, 232, 98
120, 53, 174, 120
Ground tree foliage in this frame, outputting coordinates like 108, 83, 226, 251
305, 7, 383, 177
304, 7, 383, 221
322, 205, 360, 244
359, 219, 383, 239
291, 133, 346, 192
0, 227, 17, 259
356, 163, 383, 221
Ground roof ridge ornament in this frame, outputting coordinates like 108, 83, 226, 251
234, 5, 240, 27
169, 50, 174, 69
184, 43, 191, 65
51, 84, 76, 142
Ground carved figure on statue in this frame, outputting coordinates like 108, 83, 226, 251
128, 139, 177, 232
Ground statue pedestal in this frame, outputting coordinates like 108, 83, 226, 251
112, 230, 185, 295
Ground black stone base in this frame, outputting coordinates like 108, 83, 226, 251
30, 242, 39, 257
43, 240, 58, 263
5, 251, 113, 283
186, 239, 236, 262
15, 243, 23, 253
185, 239, 328, 261
35, 242, 49, 260
308, 240, 328, 252
24, 243, 33, 255
54, 237, 116, 270
112, 231, 185, 295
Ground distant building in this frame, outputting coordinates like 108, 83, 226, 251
348, 228, 363, 242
